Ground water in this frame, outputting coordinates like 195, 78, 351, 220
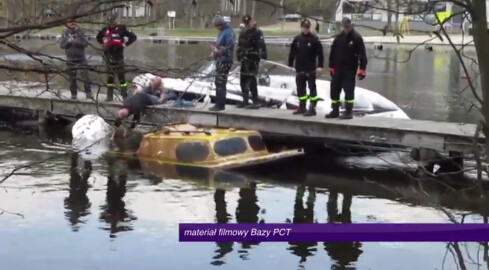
0, 41, 486, 269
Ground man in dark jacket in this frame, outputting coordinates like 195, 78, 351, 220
288, 19, 324, 116
236, 15, 267, 109
96, 12, 137, 102
116, 91, 160, 128
326, 17, 367, 120
209, 14, 235, 112
60, 21, 92, 100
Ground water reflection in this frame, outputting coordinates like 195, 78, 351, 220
324, 190, 363, 269
236, 182, 262, 260
212, 188, 233, 266
287, 185, 318, 264
64, 152, 92, 231
7, 112, 489, 270
236, 182, 261, 224
99, 157, 137, 238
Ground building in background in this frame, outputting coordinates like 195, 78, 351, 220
333, 0, 465, 33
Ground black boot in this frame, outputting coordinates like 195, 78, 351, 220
303, 101, 317, 116
339, 103, 353, 120
209, 105, 225, 112
325, 103, 340, 118
293, 101, 307, 115
236, 96, 249, 108
246, 86, 260, 109
237, 91, 249, 108
245, 103, 261, 109
236, 102, 248, 108
245, 98, 261, 109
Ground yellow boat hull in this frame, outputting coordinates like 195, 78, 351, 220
111, 123, 302, 169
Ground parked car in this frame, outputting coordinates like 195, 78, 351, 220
280, 13, 302, 22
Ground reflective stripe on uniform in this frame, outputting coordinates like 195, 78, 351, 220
309, 96, 319, 101
107, 83, 116, 87
299, 95, 308, 101
120, 82, 129, 87
345, 99, 355, 103
331, 100, 340, 104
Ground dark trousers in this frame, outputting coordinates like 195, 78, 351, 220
67, 59, 91, 96
330, 69, 356, 103
296, 72, 317, 103
240, 61, 259, 103
105, 53, 127, 99
215, 62, 233, 108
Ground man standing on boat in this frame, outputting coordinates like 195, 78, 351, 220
236, 15, 268, 109
288, 19, 324, 116
96, 12, 137, 102
326, 17, 367, 120
60, 20, 92, 100
209, 14, 235, 111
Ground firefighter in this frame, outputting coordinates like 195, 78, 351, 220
96, 12, 137, 102
326, 17, 367, 120
288, 19, 324, 116
236, 15, 267, 109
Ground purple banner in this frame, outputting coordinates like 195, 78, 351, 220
179, 223, 489, 242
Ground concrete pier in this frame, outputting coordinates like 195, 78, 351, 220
0, 85, 481, 158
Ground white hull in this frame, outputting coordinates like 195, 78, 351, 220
163, 62, 410, 119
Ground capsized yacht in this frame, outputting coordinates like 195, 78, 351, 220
162, 61, 410, 119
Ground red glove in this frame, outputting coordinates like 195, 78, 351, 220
329, 68, 335, 77
357, 69, 366, 80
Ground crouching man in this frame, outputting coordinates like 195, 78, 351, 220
132, 73, 195, 107
116, 91, 163, 129
132, 73, 166, 103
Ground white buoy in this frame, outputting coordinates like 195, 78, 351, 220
72, 115, 114, 160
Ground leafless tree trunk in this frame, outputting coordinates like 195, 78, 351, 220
471, 0, 489, 156
322, 0, 340, 21
386, 0, 392, 30
189, 3, 194, 29
131, 1, 136, 25
394, 2, 399, 29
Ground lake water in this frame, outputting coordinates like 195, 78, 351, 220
0, 40, 486, 270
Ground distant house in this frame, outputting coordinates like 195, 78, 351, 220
120, 0, 153, 18
334, 0, 460, 24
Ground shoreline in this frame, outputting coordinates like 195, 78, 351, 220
13, 33, 474, 47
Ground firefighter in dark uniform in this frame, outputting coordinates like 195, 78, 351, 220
236, 15, 268, 109
96, 13, 137, 102
326, 17, 367, 120
288, 19, 324, 116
